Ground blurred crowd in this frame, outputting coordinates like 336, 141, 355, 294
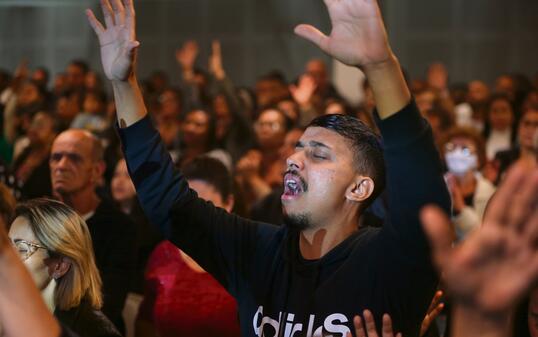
0, 38, 537, 337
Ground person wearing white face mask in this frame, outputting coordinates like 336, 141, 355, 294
441, 127, 496, 239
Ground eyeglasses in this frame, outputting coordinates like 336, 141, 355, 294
12, 240, 47, 261
444, 143, 476, 156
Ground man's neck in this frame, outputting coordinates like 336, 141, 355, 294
56, 188, 100, 216
299, 210, 360, 260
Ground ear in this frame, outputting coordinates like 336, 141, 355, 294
46, 256, 72, 280
345, 176, 375, 203
92, 160, 106, 183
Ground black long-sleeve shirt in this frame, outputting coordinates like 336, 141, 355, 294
119, 100, 451, 337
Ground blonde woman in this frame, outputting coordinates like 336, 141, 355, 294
8, 198, 121, 337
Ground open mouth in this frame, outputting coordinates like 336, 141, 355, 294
282, 172, 306, 201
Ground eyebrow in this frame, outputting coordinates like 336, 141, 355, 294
295, 140, 332, 150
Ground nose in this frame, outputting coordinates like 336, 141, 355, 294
286, 151, 304, 171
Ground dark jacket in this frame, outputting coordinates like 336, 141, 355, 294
55, 299, 122, 337
86, 198, 137, 332
119, 100, 451, 337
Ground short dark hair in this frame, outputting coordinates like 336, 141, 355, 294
182, 156, 233, 201
307, 114, 385, 209
69, 60, 89, 74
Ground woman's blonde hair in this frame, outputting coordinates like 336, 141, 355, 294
15, 198, 102, 311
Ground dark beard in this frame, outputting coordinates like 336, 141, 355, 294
283, 213, 313, 231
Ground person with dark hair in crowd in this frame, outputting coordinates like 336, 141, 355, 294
136, 156, 239, 337
250, 127, 304, 225
9, 198, 121, 337
484, 93, 517, 160
255, 71, 290, 110
176, 108, 232, 170
494, 103, 538, 184
11, 111, 57, 199
87, 1, 450, 337
50, 128, 137, 332
110, 158, 161, 295
209, 40, 256, 162
235, 107, 291, 207
65, 60, 89, 93
440, 127, 495, 239
71, 90, 109, 135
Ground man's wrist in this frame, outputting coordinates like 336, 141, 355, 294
361, 53, 399, 77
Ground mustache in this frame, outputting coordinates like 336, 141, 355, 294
284, 169, 308, 192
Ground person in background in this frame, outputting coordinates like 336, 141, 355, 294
494, 103, 538, 183
50, 129, 137, 332
12, 111, 57, 199
176, 108, 232, 170
136, 156, 240, 337
484, 94, 516, 160
71, 90, 109, 135
9, 198, 121, 337
111, 158, 161, 295
441, 127, 496, 239
235, 107, 291, 207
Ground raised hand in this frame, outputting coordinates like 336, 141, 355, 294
86, 0, 139, 82
295, 0, 392, 68
347, 310, 402, 337
421, 161, 538, 317
176, 40, 199, 72
209, 40, 226, 80
289, 75, 317, 107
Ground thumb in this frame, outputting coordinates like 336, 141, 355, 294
294, 24, 329, 52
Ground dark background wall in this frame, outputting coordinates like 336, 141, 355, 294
0, 0, 537, 89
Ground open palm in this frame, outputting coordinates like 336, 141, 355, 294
86, 0, 139, 81
422, 161, 538, 316
295, 0, 392, 67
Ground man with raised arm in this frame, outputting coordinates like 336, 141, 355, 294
87, 0, 450, 336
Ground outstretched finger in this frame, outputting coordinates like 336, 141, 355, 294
363, 310, 378, 337
483, 162, 529, 227
381, 314, 394, 337
353, 315, 367, 337
294, 24, 329, 52
86, 9, 105, 36
427, 290, 443, 313
420, 206, 453, 270
122, 0, 136, 39
100, 0, 115, 28
110, 0, 125, 27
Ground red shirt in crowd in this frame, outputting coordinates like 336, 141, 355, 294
137, 241, 241, 337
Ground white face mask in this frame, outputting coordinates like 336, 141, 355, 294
445, 149, 478, 176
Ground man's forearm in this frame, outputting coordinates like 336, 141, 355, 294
362, 55, 411, 120
112, 75, 148, 128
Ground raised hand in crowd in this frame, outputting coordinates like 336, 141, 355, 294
295, 0, 409, 118
86, 0, 146, 126
86, 0, 138, 82
347, 310, 402, 337
289, 74, 317, 108
176, 40, 199, 81
209, 40, 226, 80
421, 160, 538, 337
